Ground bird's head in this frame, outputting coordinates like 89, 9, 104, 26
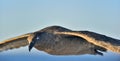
27, 32, 41, 52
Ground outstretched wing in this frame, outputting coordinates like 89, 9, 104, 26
0, 33, 31, 52
55, 31, 120, 53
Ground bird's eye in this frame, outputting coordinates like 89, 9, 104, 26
36, 37, 40, 40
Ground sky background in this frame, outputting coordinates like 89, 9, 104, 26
0, 0, 120, 61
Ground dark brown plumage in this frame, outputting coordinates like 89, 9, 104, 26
0, 26, 120, 56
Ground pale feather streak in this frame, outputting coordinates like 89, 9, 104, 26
55, 31, 120, 53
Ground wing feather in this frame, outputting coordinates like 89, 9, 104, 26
55, 31, 120, 53
0, 33, 31, 52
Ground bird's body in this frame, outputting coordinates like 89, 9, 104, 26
30, 26, 106, 55
0, 26, 120, 55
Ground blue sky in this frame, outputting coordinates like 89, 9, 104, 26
0, 0, 120, 61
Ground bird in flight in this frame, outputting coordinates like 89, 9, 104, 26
0, 26, 120, 56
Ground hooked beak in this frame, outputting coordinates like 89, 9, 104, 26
29, 40, 36, 52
